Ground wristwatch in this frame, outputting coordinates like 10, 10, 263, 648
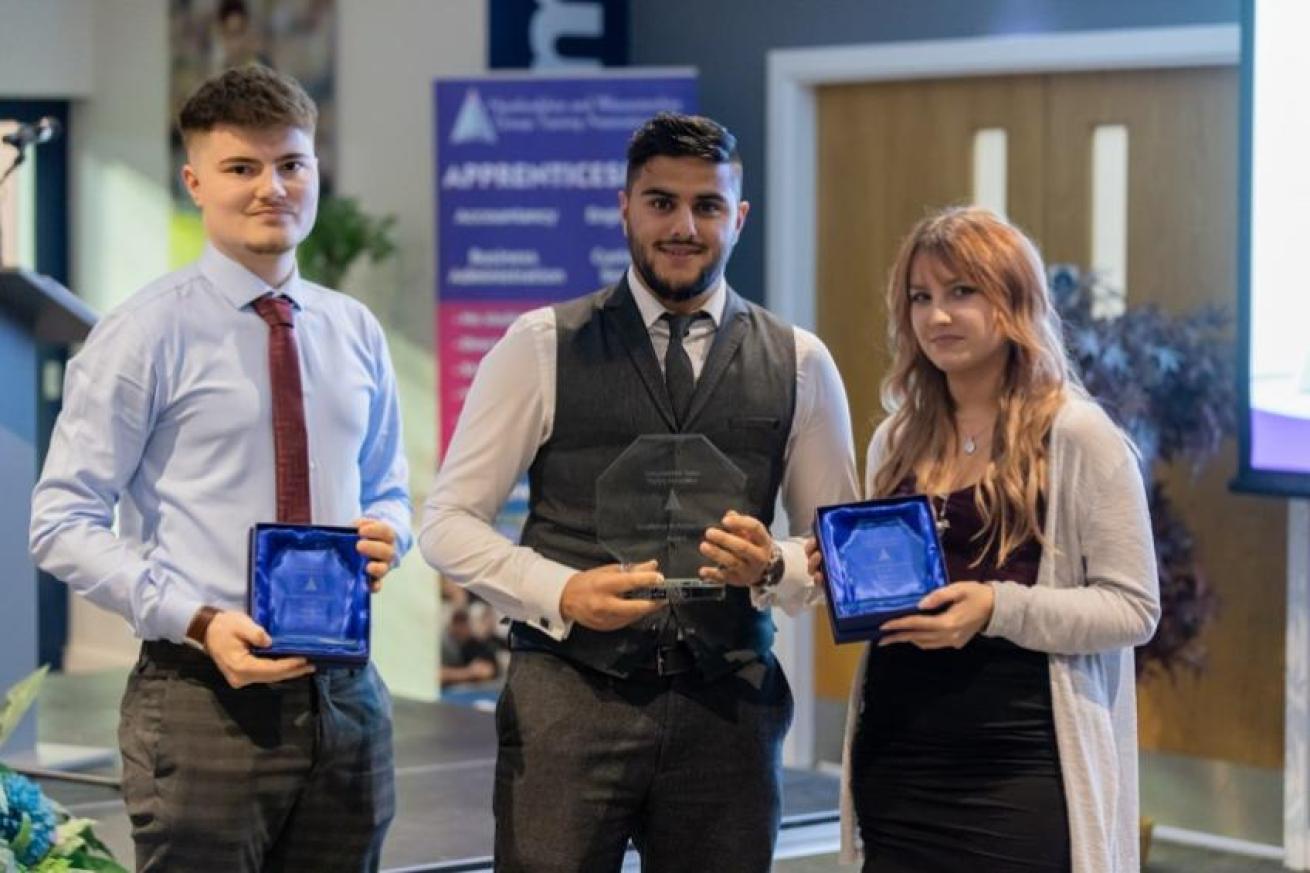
184, 605, 220, 652
754, 542, 785, 589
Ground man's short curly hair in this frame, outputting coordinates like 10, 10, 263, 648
178, 64, 317, 145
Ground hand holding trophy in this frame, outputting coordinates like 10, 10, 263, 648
596, 434, 747, 602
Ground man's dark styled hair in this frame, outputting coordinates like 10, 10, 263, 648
625, 113, 742, 191
178, 63, 317, 146
218, 0, 250, 24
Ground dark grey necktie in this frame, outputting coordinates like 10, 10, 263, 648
661, 312, 702, 427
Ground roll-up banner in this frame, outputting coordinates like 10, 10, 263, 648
435, 72, 698, 533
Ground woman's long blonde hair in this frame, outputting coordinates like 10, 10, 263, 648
871, 206, 1081, 565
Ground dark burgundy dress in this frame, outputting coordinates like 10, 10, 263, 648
851, 485, 1071, 873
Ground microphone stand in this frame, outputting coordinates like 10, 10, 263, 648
1, 119, 61, 268
0, 141, 32, 269
0, 143, 26, 187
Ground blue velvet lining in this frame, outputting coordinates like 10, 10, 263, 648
248, 523, 369, 662
815, 495, 949, 643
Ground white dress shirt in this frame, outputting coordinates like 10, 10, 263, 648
420, 266, 858, 641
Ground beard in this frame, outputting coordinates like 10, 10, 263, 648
629, 239, 724, 303
245, 238, 297, 257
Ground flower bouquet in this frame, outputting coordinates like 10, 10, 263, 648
0, 667, 128, 872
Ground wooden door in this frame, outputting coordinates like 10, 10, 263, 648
814, 66, 1286, 769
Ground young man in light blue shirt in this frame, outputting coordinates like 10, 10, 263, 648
30, 64, 409, 872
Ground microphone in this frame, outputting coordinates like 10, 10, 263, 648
2, 117, 62, 151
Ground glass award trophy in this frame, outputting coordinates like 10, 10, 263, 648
247, 523, 371, 663
596, 434, 748, 601
814, 495, 950, 643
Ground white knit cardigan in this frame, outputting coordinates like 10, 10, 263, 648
838, 395, 1161, 872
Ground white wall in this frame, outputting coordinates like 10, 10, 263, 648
0, 1, 95, 98
68, 1, 172, 318
336, 0, 486, 700
0, 0, 173, 316
2, 0, 171, 672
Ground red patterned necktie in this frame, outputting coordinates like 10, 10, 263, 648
252, 294, 312, 524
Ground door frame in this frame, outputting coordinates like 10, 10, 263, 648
760, 23, 1309, 865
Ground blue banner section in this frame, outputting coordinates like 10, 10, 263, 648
436, 74, 697, 305
488, 0, 629, 69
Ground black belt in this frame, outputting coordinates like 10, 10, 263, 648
628, 642, 697, 681
509, 625, 701, 681
141, 639, 220, 671
140, 640, 361, 678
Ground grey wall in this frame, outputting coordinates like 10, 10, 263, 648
629, 0, 1240, 304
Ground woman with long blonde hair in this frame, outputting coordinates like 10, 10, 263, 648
809, 207, 1159, 872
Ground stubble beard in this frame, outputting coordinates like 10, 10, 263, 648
630, 240, 724, 304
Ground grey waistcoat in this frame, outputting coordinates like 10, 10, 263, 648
511, 279, 797, 679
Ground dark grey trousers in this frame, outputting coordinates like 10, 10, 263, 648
493, 651, 793, 873
119, 642, 395, 873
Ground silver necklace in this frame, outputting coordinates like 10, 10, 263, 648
932, 493, 950, 534
959, 421, 991, 455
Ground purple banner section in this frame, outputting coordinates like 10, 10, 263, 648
434, 73, 697, 454
434, 71, 696, 451
436, 74, 697, 306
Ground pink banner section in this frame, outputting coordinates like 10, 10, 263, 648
436, 299, 548, 456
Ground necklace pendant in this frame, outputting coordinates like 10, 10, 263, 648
932, 496, 950, 534
963, 435, 977, 455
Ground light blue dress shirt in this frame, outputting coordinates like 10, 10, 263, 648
30, 245, 411, 644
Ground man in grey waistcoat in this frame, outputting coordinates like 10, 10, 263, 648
421, 113, 858, 872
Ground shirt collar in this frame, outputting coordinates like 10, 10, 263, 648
626, 265, 726, 330
199, 243, 309, 311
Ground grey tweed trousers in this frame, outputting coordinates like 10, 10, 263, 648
119, 642, 395, 873
493, 650, 793, 873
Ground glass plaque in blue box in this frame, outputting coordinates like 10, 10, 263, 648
248, 523, 370, 663
814, 495, 950, 643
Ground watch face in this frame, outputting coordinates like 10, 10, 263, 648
760, 545, 785, 587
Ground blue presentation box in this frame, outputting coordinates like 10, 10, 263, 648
247, 523, 370, 663
815, 495, 950, 644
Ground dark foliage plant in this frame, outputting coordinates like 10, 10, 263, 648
1050, 267, 1229, 680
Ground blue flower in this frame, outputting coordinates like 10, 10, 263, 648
0, 770, 57, 866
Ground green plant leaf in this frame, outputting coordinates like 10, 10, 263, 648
0, 666, 49, 749
63, 854, 127, 873
70, 827, 110, 857
10, 814, 31, 857
52, 819, 89, 857
53, 819, 91, 843
55, 822, 121, 871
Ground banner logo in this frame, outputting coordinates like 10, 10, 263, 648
450, 89, 498, 145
